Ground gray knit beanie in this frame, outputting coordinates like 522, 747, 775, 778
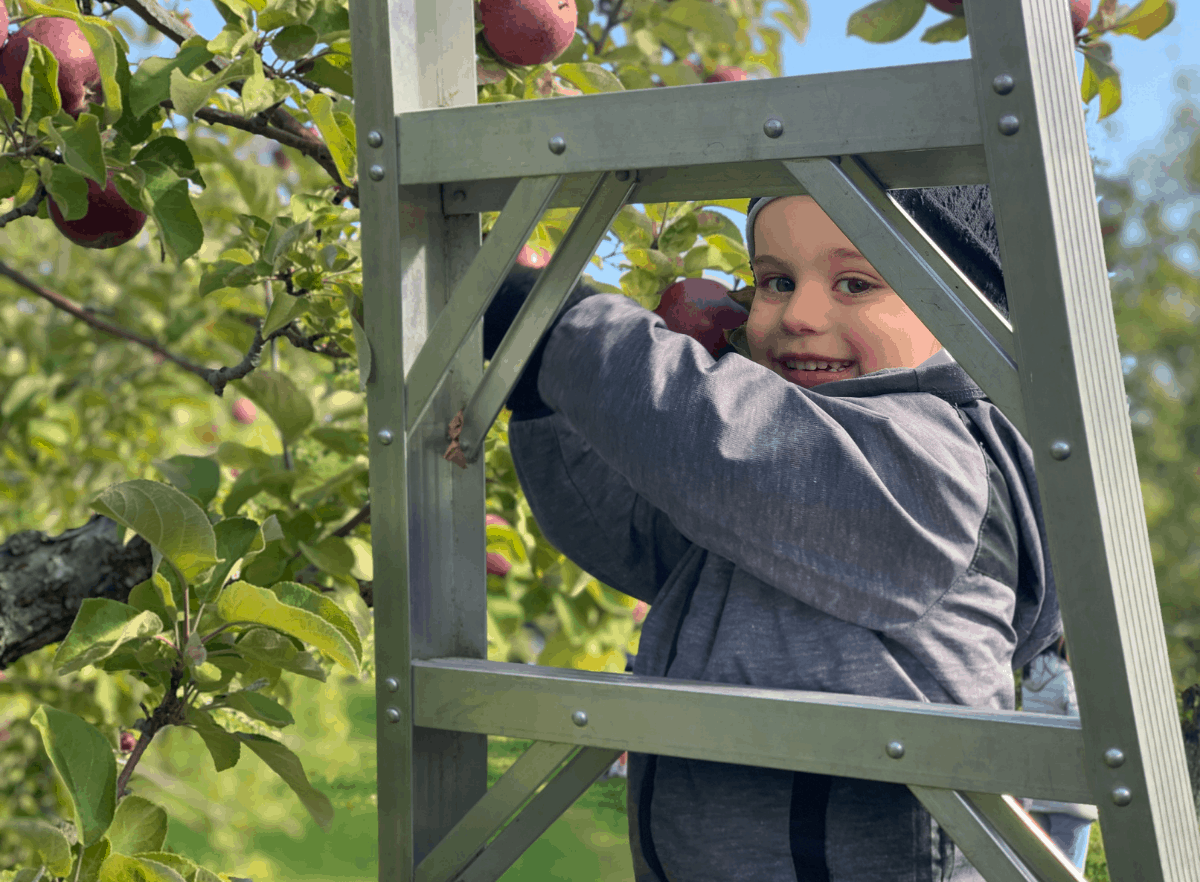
744, 186, 1008, 318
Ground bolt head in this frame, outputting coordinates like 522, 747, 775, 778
451, 189, 467, 202
367, 130, 384, 148
1111, 786, 1132, 806
763, 117, 784, 139
549, 135, 567, 155
377, 429, 394, 446
615, 170, 630, 182
992, 73, 1015, 95
998, 114, 1020, 136
571, 710, 588, 727
885, 741, 905, 759
1049, 440, 1071, 460
385, 677, 400, 693
386, 707, 402, 723
368, 164, 386, 181
1104, 747, 1126, 768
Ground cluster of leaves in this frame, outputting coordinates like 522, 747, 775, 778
845, 0, 1176, 119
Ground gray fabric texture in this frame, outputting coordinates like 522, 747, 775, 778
506, 294, 1063, 881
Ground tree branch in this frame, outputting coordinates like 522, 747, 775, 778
0, 183, 46, 228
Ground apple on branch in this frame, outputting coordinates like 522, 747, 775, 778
704, 66, 747, 84
486, 513, 513, 576
47, 170, 148, 250
653, 278, 750, 359
232, 398, 257, 425
0, 17, 102, 119
480, 0, 578, 66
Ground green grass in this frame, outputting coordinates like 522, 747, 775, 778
128, 669, 1112, 881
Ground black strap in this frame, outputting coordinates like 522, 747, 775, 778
790, 771, 832, 881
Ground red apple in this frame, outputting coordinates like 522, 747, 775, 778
927, 0, 963, 16
0, 5, 8, 46
0, 17, 102, 119
119, 731, 137, 752
232, 397, 257, 425
480, 0, 578, 66
516, 244, 550, 267
47, 170, 147, 250
653, 278, 750, 358
1070, 0, 1091, 34
486, 513, 512, 576
704, 66, 747, 84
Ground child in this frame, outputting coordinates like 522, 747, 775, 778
482, 186, 1064, 881
1021, 637, 1096, 870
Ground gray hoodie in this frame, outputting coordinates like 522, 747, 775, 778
508, 293, 1063, 881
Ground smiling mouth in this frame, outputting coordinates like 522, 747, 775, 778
775, 356, 857, 387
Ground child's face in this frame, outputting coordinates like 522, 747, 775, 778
746, 196, 942, 389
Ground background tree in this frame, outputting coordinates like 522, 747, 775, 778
0, 0, 1191, 879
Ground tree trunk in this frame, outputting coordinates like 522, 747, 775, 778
0, 514, 151, 668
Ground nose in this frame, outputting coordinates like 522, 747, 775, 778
779, 278, 837, 335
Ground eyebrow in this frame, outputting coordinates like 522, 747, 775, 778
752, 248, 868, 269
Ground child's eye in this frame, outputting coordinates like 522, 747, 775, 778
759, 277, 795, 297
835, 277, 876, 296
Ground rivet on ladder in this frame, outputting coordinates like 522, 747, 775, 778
572, 710, 588, 727
368, 164, 386, 181
616, 170, 631, 182
451, 189, 467, 202
1104, 748, 1126, 768
763, 118, 784, 139
549, 135, 567, 155
1049, 440, 1071, 460
367, 130, 384, 148
386, 707, 402, 723
385, 677, 400, 693
997, 114, 1020, 136
885, 741, 905, 759
1111, 786, 1133, 806
992, 73, 1015, 95
378, 429, 395, 445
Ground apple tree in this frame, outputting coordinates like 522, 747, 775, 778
0, 0, 1190, 879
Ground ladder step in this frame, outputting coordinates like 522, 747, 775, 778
412, 658, 1093, 803
399, 60, 984, 189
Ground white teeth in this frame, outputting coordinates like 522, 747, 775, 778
783, 359, 851, 372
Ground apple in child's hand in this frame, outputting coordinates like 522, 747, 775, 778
480, 0, 578, 67
486, 513, 513, 576
653, 278, 749, 358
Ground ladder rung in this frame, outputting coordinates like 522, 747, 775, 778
412, 658, 1093, 803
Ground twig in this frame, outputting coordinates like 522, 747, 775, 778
116, 662, 189, 800
0, 183, 46, 228
591, 0, 629, 55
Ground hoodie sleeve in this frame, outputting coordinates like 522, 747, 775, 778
526, 294, 991, 633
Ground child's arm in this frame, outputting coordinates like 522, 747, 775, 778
526, 294, 992, 634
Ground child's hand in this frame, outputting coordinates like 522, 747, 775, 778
653, 279, 749, 358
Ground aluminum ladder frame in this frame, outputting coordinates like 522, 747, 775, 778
348, 1, 1200, 879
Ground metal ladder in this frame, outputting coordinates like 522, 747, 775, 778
348, 1, 1200, 879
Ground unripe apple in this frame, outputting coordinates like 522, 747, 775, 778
653, 278, 750, 358
927, 0, 963, 16
486, 513, 512, 576
704, 66, 747, 84
232, 397, 257, 425
119, 731, 137, 752
516, 244, 550, 268
0, 17, 103, 119
480, 0, 578, 66
47, 170, 148, 250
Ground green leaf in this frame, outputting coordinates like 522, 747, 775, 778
48, 113, 106, 186
1081, 50, 1122, 120
270, 580, 363, 661
298, 536, 355, 578
306, 93, 355, 183
222, 690, 295, 728
29, 706, 117, 847
97, 854, 189, 882
303, 53, 353, 96
127, 573, 178, 632
44, 160, 89, 222
206, 19, 255, 58
658, 214, 699, 254
846, 0, 925, 42
261, 217, 315, 268
154, 455, 221, 508
921, 15, 968, 43
126, 854, 196, 880
128, 38, 215, 118
134, 136, 204, 188
662, 0, 739, 44
168, 52, 255, 122
0, 819, 73, 877
105, 796, 168, 856
90, 479, 219, 580
183, 707, 241, 772
146, 175, 204, 264
232, 370, 315, 446
309, 427, 366, 457
73, 835, 111, 882
296, 462, 367, 506
77, 19, 123, 125
233, 627, 327, 681
272, 24, 318, 60
235, 733, 334, 831
217, 441, 276, 471
554, 63, 625, 95
348, 308, 370, 390
51, 599, 164, 674
199, 516, 267, 603
237, 52, 277, 117
0, 157, 27, 200
1110, 0, 1175, 38
216, 581, 360, 674
20, 37, 62, 123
